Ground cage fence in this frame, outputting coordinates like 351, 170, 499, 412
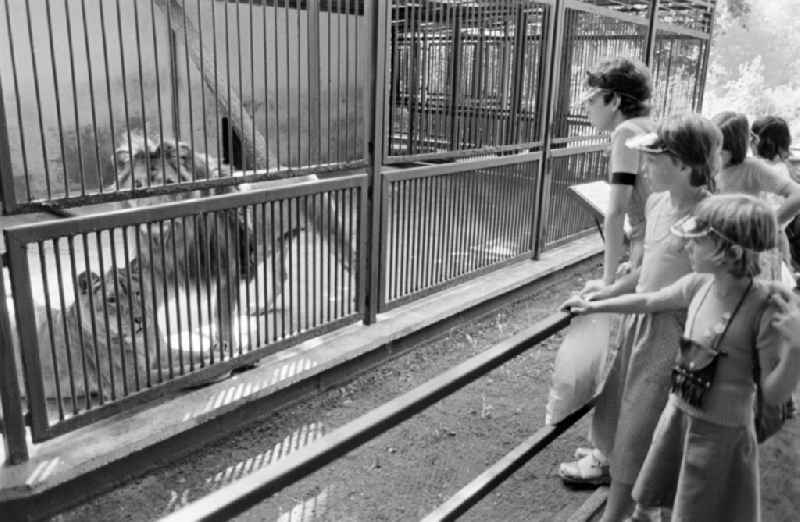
0, 0, 366, 209
4, 175, 364, 441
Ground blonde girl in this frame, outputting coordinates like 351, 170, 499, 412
564, 194, 800, 521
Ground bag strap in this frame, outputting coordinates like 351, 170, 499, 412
711, 279, 754, 354
751, 290, 772, 384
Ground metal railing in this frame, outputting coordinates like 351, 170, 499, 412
157, 312, 586, 522
4, 174, 366, 443
381, 152, 541, 310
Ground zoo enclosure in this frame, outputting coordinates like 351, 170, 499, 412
0, 0, 715, 463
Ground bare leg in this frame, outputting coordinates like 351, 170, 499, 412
600, 480, 635, 522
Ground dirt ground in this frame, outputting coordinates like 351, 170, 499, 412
51, 259, 799, 522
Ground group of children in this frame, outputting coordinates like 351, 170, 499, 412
556, 57, 800, 521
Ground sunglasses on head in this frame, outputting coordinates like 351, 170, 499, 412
669, 215, 742, 246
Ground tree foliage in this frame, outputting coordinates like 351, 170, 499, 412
704, 0, 800, 144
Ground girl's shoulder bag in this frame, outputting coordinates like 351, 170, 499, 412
752, 296, 795, 443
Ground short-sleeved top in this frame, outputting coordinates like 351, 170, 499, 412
645, 273, 783, 427
609, 117, 655, 242
715, 157, 791, 198
636, 191, 700, 293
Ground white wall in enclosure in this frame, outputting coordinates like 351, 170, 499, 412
0, 0, 366, 206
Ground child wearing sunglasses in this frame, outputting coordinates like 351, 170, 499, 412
561, 113, 721, 521
559, 57, 656, 488
563, 194, 800, 522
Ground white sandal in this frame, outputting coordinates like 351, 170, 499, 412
559, 450, 610, 486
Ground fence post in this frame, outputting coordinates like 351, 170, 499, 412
645, 0, 660, 67
307, 0, 321, 166
0, 81, 18, 214
0, 268, 28, 463
363, 0, 389, 324
532, 0, 564, 258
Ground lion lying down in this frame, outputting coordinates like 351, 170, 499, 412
36, 258, 223, 403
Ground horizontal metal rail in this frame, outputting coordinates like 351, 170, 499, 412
422, 400, 595, 521
159, 311, 572, 522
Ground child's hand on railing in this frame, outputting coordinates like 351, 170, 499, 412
561, 294, 593, 315
580, 279, 607, 296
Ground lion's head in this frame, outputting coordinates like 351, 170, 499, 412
38, 259, 164, 401
112, 133, 229, 204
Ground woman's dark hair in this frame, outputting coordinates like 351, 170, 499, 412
585, 57, 652, 118
658, 112, 723, 189
752, 116, 791, 160
711, 111, 749, 165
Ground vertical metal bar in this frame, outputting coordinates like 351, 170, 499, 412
645, 0, 660, 68
347, 187, 354, 314
249, 0, 257, 175
64, 0, 87, 196
271, 1, 281, 168
391, 180, 401, 301
79, 0, 103, 194
52, 238, 78, 413
211, 1, 224, 175
333, 190, 341, 318
2, 0, 29, 206
37, 243, 63, 419
277, 200, 286, 337
95, 231, 118, 398
108, 232, 130, 395
21, 0, 52, 202
0, 261, 28, 462
284, 0, 292, 166
259, 203, 268, 343
304, 195, 310, 329
191, 215, 205, 366
65, 236, 92, 411
311, 193, 319, 327
203, 213, 216, 364
114, 0, 136, 193
296, 0, 302, 168
169, 26, 181, 142
197, 0, 212, 180
43, 0, 71, 198
131, 228, 150, 387
270, 201, 278, 341
344, 0, 351, 161
364, 0, 387, 320
326, 187, 333, 322
170, 220, 184, 374
143, 224, 162, 382
81, 233, 105, 403
180, 0, 198, 182
97, 0, 120, 193
132, 0, 153, 190
532, 0, 561, 257
0, 78, 19, 211
213, 212, 227, 358
158, 222, 174, 378
181, 217, 193, 371
235, 0, 245, 170
352, 0, 359, 163
260, 1, 271, 173
298, 0, 322, 165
